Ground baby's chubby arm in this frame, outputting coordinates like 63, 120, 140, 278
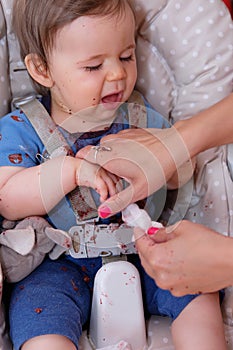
0, 155, 119, 221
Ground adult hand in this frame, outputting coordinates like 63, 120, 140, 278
77, 127, 192, 218
134, 220, 233, 296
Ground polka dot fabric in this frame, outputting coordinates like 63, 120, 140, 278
0, 0, 233, 349
0, 0, 34, 118
131, 0, 233, 243
131, 0, 233, 120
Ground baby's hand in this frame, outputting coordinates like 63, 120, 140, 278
76, 159, 122, 202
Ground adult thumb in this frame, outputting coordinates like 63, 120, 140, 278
98, 185, 134, 218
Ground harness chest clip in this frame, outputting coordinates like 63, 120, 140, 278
68, 223, 137, 258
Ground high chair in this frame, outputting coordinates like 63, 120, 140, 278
0, 0, 233, 349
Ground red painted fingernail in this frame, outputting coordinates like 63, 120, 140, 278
99, 206, 112, 218
147, 227, 160, 235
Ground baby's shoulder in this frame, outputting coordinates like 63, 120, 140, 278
0, 109, 36, 135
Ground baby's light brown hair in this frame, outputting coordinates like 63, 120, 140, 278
12, 0, 133, 95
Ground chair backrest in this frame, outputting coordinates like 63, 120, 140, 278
0, 0, 232, 119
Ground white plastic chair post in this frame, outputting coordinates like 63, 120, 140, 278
88, 261, 147, 350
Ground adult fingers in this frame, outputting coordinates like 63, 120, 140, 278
98, 185, 136, 218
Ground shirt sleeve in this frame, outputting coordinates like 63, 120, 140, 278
0, 109, 44, 167
143, 98, 171, 129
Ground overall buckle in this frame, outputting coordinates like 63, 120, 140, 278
68, 222, 137, 258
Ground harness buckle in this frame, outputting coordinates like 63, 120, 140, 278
68, 223, 137, 258
13, 94, 40, 109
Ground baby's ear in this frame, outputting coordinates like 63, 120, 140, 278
25, 53, 53, 88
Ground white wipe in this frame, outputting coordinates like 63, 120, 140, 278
122, 204, 152, 231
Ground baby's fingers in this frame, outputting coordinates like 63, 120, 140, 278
95, 176, 109, 202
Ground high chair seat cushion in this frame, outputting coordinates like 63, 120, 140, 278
0, 0, 233, 349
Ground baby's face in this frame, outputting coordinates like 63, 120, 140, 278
48, 3, 137, 128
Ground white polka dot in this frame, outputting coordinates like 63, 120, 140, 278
140, 56, 146, 62
175, 2, 181, 10
194, 82, 201, 87
215, 54, 222, 61
182, 90, 187, 96
170, 49, 176, 55
227, 307, 233, 313
0, 76, 5, 82
190, 74, 195, 80
218, 31, 224, 38
189, 103, 195, 108
208, 168, 213, 174
150, 66, 156, 73
206, 41, 212, 48
200, 212, 204, 217
139, 78, 145, 84
162, 14, 168, 20
172, 26, 178, 33
150, 24, 156, 31
219, 10, 225, 17
163, 337, 169, 344
3, 100, 7, 106
150, 89, 155, 95
160, 101, 166, 106
175, 3, 181, 10
185, 16, 191, 22
203, 94, 209, 100
182, 39, 188, 45
192, 51, 198, 58
214, 181, 220, 187
160, 37, 165, 43
6, 8, 12, 15
161, 79, 166, 85
208, 19, 214, 25
217, 86, 223, 92
134, 5, 142, 12
225, 66, 230, 72
198, 6, 204, 12
215, 218, 220, 223
230, 210, 233, 216
21, 84, 27, 90
195, 28, 202, 35
17, 61, 24, 67
179, 62, 185, 68
228, 44, 233, 51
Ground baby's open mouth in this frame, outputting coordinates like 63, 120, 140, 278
101, 92, 123, 109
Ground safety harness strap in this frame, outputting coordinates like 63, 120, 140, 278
127, 90, 147, 129
15, 90, 147, 223
16, 97, 98, 221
